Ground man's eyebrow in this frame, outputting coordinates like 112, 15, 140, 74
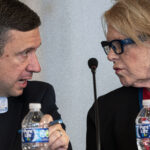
17, 42, 42, 54
25, 43, 42, 51
22, 47, 35, 52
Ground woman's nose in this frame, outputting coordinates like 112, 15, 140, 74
107, 48, 119, 61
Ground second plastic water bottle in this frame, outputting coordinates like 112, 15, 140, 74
136, 99, 150, 150
21, 103, 49, 150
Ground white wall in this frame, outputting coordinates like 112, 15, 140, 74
21, 0, 121, 149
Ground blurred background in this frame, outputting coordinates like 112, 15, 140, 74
21, 0, 121, 149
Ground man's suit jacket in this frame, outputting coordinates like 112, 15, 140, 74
0, 81, 71, 150
86, 86, 140, 150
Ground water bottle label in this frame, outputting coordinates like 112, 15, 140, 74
22, 128, 49, 143
136, 124, 150, 138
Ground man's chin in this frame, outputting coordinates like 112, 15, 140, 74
9, 89, 24, 97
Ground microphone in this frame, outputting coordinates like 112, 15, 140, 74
88, 58, 98, 72
88, 58, 101, 150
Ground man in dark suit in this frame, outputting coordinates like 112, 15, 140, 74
0, 0, 71, 150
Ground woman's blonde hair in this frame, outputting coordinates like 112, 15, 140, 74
102, 0, 150, 45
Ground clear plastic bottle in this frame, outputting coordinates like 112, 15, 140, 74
136, 99, 150, 150
21, 103, 49, 150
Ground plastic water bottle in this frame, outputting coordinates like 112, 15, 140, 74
21, 103, 49, 150
136, 99, 150, 150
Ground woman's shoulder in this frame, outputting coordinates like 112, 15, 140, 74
99, 86, 138, 102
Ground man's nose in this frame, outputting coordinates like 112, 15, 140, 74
27, 53, 41, 73
107, 48, 119, 61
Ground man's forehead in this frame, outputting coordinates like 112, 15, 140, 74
6, 28, 41, 44
4, 28, 41, 51
8, 28, 40, 36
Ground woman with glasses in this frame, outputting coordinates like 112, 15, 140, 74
86, 0, 150, 150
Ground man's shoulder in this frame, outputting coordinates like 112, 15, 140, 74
22, 81, 55, 100
26, 80, 52, 89
16, 81, 58, 119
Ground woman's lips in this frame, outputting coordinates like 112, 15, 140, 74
114, 67, 122, 74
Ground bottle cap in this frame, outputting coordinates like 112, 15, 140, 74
29, 103, 41, 110
143, 99, 150, 106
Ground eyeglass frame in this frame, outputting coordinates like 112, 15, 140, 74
101, 38, 135, 55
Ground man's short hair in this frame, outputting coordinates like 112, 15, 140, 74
0, 0, 41, 55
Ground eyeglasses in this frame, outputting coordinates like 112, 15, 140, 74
101, 38, 135, 55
